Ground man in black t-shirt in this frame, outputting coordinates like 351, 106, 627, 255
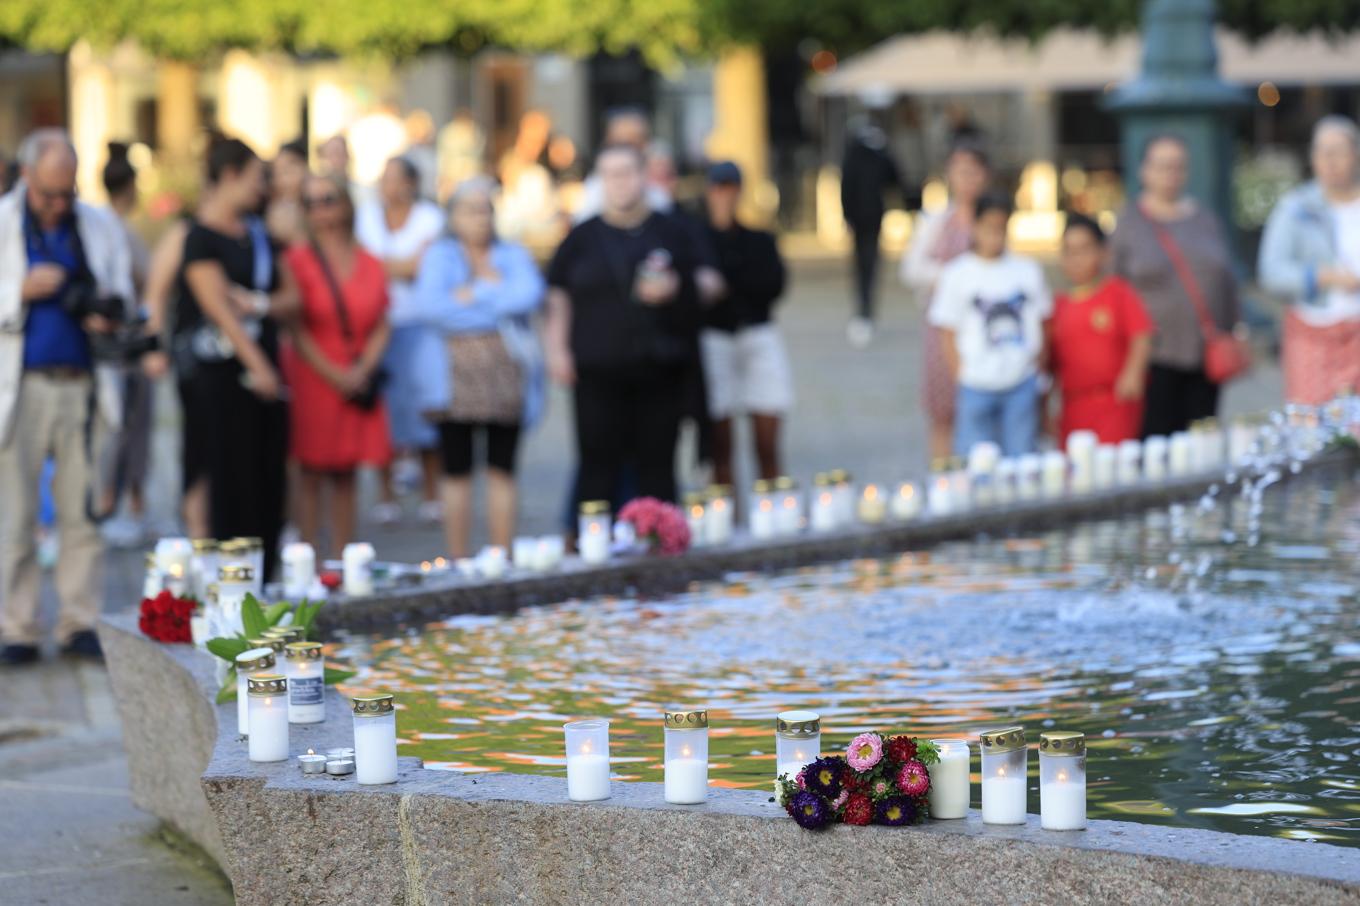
545, 144, 701, 512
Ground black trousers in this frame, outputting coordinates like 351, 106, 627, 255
573, 366, 684, 510
850, 219, 882, 321
1141, 363, 1220, 438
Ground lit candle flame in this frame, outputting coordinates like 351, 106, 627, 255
900, 484, 914, 499
581, 739, 592, 755
421, 561, 432, 573
690, 505, 704, 518
588, 523, 601, 535
434, 557, 447, 568
759, 499, 773, 512
307, 748, 314, 755
1057, 770, 1068, 783
711, 499, 727, 512
681, 745, 692, 758
783, 496, 796, 509
819, 492, 832, 505
864, 484, 878, 501
997, 765, 1006, 778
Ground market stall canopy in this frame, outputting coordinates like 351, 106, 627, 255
816, 28, 1360, 97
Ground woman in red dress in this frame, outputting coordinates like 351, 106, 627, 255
285, 173, 393, 557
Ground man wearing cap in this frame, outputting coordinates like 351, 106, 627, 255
700, 161, 792, 486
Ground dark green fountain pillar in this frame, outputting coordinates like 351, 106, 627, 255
1105, 0, 1249, 249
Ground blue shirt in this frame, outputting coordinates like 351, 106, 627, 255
22, 211, 91, 370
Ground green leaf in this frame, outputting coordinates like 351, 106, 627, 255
323, 667, 356, 685
263, 602, 292, 627
206, 636, 250, 663
216, 666, 238, 704
295, 600, 322, 634
240, 593, 267, 638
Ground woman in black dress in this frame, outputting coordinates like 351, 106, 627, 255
175, 138, 298, 578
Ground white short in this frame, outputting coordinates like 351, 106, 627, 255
700, 323, 795, 419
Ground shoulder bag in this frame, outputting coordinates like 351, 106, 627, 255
311, 242, 388, 410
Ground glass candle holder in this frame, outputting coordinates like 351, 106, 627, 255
578, 501, 612, 564
927, 739, 971, 819
774, 477, 802, 535
564, 719, 611, 802
749, 480, 777, 539
682, 492, 706, 549
281, 541, 316, 599
1092, 444, 1117, 490
828, 469, 854, 526
352, 693, 398, 785
234, 647, 275, 736
246, 673, 289, 762
809, 474, 836, 532
979, 726, 1027, 825
890, 481, 921, 520
857, 483, 887, 524
216, 565, 254, 637
283, 642, 325, 724
663, 710, 709, 804
703, 485, 734, 545
1040, 451, 1067, 499
1040, 731, 1086, 830
189, 538, 218, 599
774, 711, 820, 781
342, 542, 376, 595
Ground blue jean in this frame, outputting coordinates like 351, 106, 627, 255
954, 375, 1039, 457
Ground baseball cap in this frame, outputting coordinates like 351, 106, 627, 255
706, 161, 742, 185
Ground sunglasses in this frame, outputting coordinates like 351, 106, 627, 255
303, 193, 342, 210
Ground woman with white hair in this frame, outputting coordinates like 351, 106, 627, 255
1260, 115, 1360, 404
410, 178, 545, 557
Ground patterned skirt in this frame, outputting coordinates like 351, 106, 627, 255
1283, 310, 1360, 405
445, 332, 524, 424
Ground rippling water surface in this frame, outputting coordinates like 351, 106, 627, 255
337, 475, 1360, 847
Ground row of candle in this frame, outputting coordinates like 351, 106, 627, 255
563, 711, 1087, 830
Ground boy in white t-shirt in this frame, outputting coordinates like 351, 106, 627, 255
928, 193, 1052, 456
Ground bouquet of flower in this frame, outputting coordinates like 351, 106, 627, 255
778, 733, 939, 830
617, 497, 691, 555
138, 589, 197, 643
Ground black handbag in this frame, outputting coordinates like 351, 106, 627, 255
311, 241, 388, 411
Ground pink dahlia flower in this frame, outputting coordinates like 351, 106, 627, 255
846, 732, 884, 771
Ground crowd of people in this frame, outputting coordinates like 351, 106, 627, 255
2, 107, 1359, 667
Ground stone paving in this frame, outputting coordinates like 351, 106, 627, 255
0, 260, 1284, 903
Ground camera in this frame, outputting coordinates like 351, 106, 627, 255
59, 274, 159, 362
59, 275, 127, 324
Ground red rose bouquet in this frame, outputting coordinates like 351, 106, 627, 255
777, 734, 939, 830
617, 497, 691, 555
138, 589, 197, 643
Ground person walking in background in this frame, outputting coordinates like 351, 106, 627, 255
266, 138, 309, 247
1259, 115, 1360, 405
175, 137, 297, 579
900, 139, 991, 459
700, 161, 792, 485
929, 192, 1051, 456
841, 119, 904, 348
284, 173, 392, 558
1048, 214, 1154, 445
410, 178, 544, 557
1112, 135, 1241, 437
356, 156, 445, 526
545, 144, 701, 511
0, 129, 135, 665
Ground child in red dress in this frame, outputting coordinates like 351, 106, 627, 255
1049, 214, 1155, 446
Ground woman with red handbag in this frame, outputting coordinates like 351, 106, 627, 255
1112, 134, 1247, 438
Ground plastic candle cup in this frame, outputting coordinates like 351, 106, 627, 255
1143, 435, 1169, 481
248, 636, 287, 659
535, 536, 565, 571
1038, 451, 1066, 499
947, 458, 971, 511
663, 709, 710, 804
980, 726, 1028, 825
773, 477, 802, 535
511, 537, 539, 571
809, 475, 837, 532
232, 537, 266, 594
1015, 454, 1042, 502
578, 501, 612, 564
154, 537, 193, 581
477, 546, 508, 579
234, 647, 276, 736
564, 719, 611, 802
749, 480, 777, 539
246, 674, 289, 762
857, 483, 887, 524
162, 563, 188, 597
341, 542, 376, 595
283, 642, 325, 725
141, 552, 162, 600
890, 481, 921, 520
828, 469, 854, 526
1092, 444, 1117, 490
1040, 731, 1087, 831
281, 542, 316, 598
774, 711, 820, 783
352, 693, 398, 785
682, 493, 706, 548
1116, 439, 1143, 486
927, 458, 953, 516
927, 739, 971, 819
703, 485, 734, 545
189, 538, 219, 598
1168, 431, 1193, 476
216, 565, 254, 637
1067, 430, 1097, 493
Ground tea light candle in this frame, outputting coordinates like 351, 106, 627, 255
578, 501, 612, 564
234, 647, 275, 736
1039, 731, 1087, 831
325, 758, 354, 776
1116, 439, 1142, 486
281, 542, 316, 598
1015, 454, 1042, 501
809, 476, 837, 532
283, 642, 325, 724
857, 484, 887, 524
563, 719, 611, 802
1168, 431, 1193, 476
246, 674, 289, 762
1143, 435, 1169, 481
890, 482, 921, 520
774, 477, 801, 535
749, 480, 777, 539
663, 709, 709, 804
512, 536, 539, 571
1067, 430, 1097, 493
298, 750, 327, 774
927, 739, 971, 819
774, 711, 820, 781
325, 747, 355, 760
703, 486, 734, 544
980, 726, 1027, 825
1092, 444, 1117, 490
1040, 451, 1067, 499
352, 693, 398, 785
682, 493, 706, 548
342, 542, 375, 595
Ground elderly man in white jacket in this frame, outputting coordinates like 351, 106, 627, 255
0, 129, 134, 665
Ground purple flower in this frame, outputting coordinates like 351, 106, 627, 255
789, 791, 832, 830
874, 795, 917, 827
847, 733, 884, 771
802, 756, 844, 799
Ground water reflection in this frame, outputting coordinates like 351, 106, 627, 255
337, 473, 1360, 847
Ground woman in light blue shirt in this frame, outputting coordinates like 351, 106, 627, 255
409, 178, 545, 556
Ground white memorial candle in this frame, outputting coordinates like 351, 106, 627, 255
1143, 435, 1169, 481
535, 536, 565, 571
928, 474, 953, 516
578, 501, 612, 564
775, 480, 802, 536
189, 539, 218, 599
1039, 731, 1087, 831
564, 719, 612, 802
1092, 444, 1117, 490
246, 674, 290, 762
774, 710, 820, 784
927, 739, 971, 819
948, 463, 972, 512
857, 484, 887, 524
163, 564, 188, 597
283, 642, 325, 724
512, 536, 539, 571
683, 495, 706, 548
1168, 432, 1193, 476
982, 773, 1027, 825
980, 726, 1028, 825
993, 459, 1017, 505
828, 470, 855, 525
890, 482, 921, 520
664, 709, 709, 804
142, 552, 162, 600
1067, 430, 1097, 493
477, 546, 507, 579
342, 542, 375, 595
750, 482, 778, 539
664, 757, 708, 804
352, 694, 398, 785
155, 537, 193, 580
1040, 451, 1067, 499
1015, 454, 1042, 501
1116, 439, 1142, 486
703, 489, 734, 545
809, 487, 837, 532
234, 647, 275, 736
281, 542, 316, 598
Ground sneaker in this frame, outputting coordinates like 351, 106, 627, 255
847, 317, 874, 349
392, 456, 422, 494
371, 502, 402, 527
0, 644, 40, 667
60, 630, 103, 660
36, 531, 59, 571
417, 499, 444, 525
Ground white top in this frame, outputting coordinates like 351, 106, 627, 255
928, 252, 1052, 392
1304, 197, 1360, 327
355, 200, 445, 327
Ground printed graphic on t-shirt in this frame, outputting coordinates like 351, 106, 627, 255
973, 291, 1028, 347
